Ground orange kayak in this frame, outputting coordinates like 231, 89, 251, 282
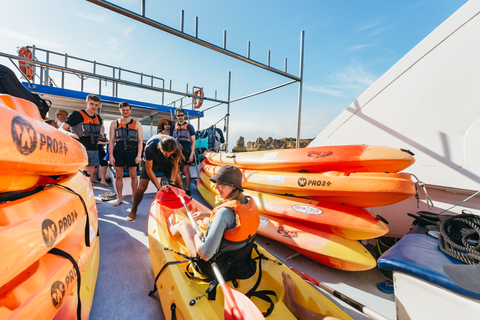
202, 163, 416, 207
204, 145, 415, 173
197, 181, 376, 271
198, 169, 389, 240
0, 171, 96, 288
0, 207, 99, 320
0, 94, 87, 193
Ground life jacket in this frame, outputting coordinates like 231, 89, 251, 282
79, 110, 101, 145
209, 197, 259, 246
172, 122, 192, 143
115, 119, 138, 151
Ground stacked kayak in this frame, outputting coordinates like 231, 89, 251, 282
199, 147, 416, 271
0, 95, 99, 319
203, 145, 415, 173
148, 186, 353, 319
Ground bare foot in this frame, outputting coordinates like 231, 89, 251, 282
101, 181, 111, 187
166, 214, 179, 238
283, 271, 299, 314
112, 199, 123, 207
126, 212, 136, 221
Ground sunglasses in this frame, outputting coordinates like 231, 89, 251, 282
56, 113, 67, 115
176, 114, 185, 117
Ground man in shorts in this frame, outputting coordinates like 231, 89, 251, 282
60, 93, 105, 179
109, 102, 143, 206
127, 134, 183, 221
170, 107, 196, 195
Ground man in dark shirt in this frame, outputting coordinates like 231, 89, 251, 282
127, 134, 184, 221
60, 93, 105, 179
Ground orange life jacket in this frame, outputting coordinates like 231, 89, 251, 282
172, 122, 192, 143
209, 197, 259, 243
115, 119, 138, 151
79, 110, 101, 144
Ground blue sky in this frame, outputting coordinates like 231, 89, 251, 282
0, 0, 468, 144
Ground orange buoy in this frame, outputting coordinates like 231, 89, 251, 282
17, 46, 35, 81
192, 88, 204, 109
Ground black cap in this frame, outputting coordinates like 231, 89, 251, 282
209, 165, 243, 191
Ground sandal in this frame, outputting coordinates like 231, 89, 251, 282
377, 280, 394, 294
102, 194, 117, 201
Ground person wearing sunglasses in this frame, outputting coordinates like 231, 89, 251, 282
56, 109, 69, 128
170, 107, 196, 196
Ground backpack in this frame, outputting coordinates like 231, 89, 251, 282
0, 64, 50, 119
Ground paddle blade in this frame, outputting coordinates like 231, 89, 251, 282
222, 283, 265, 320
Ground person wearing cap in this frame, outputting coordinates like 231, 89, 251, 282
167, 165, 260, 261
157, 118, 174, 135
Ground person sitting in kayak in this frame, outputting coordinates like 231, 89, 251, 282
167, 165, 259, 261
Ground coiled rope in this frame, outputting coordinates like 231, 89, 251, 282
439, 213, 480, 264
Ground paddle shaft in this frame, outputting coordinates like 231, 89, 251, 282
291, 268, 390, 320
178, 194, 264, 320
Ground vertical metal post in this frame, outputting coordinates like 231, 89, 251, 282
247, 41, 250, 59
141, 0, 145, 16
62, 53, 67, 88
284, 58, 288, 73
195, 17, 198, 38
296, 31, 305, 148
267, 50, 270, 67
223, 30, 227, 49
45, 51, 50, 86
180, 10, 184, 32
31, 45, 36, 84
226, 71, 231, 152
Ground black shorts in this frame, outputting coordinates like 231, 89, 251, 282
113, 150, 137, 168
98, 145, 108, 166
140, 159, 173, 180
180, 149, 192, 165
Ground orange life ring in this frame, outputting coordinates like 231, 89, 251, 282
18, 46, 35, 80
192, 88, 204, 109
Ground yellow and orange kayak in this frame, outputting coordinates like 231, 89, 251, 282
198, 169, 388, 240
197, 182, 376, 271
204, 145, 414, 173
0, 94, 87, 193
0, 171, 96, 288
202, 163, 416, 207
0, 206, 99, 319
148, 186, 353, 319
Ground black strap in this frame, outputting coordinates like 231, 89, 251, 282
149, 259, 190, 296
48, 248, 81, 320
49, 183, 91, 247
245, 245, 277, 317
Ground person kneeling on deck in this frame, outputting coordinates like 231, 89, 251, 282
109, 102, 143, 206
127, 134, 183, 221
167, 165, 259, 264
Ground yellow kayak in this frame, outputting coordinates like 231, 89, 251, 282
148, 186, 353, 319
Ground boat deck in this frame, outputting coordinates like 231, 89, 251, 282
89, 179, 396, 320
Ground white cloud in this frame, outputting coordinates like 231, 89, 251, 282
0, 28, 63, 50
76, 11, 109, 24
306, 60, 377, 98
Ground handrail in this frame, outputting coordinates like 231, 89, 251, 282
0, 51, 229, 105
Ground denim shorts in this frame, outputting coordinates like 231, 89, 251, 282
87, 150, 100, 167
